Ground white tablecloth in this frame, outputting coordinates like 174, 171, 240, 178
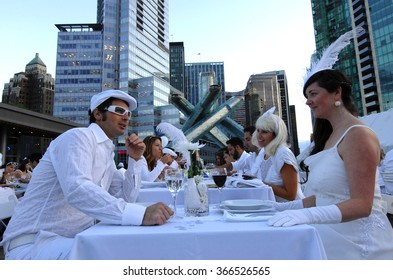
70, 207, 327, 260
137, 185, 275, 205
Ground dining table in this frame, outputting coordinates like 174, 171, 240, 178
137, 179, 276, 205
69, 180, 327, 260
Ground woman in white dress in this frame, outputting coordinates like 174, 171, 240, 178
254, 108, 303, 201
268, 69, 393, 259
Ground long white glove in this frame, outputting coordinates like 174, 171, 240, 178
267, 205, 342, 227
261, 199, 304, 211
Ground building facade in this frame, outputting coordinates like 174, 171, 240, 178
184, 62, 225, 106
54, 0, 172, 134
2, 53, 55, 116
169, 42, 185, 93
54, 24, 103, 124
311, 0, 393, 115
243, 70, 298, 154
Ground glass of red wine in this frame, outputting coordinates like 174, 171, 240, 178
211, 167, 227, 204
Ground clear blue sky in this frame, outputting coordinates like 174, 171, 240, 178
0, 0, 315, 141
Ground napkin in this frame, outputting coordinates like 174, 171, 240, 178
227, 176, 269, 188
223, 210, 274, 222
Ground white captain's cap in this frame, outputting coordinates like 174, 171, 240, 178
90, 89, 137, 111
163, 148, 177, 158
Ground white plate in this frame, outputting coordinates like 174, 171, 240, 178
220, 207, 275, 214
220, 199, 271, 210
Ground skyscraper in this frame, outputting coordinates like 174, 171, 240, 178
54, 0, 171, 128
184, 62, 225, 106
169, 42, 185, 93
311, 0, 393, 115
2, 53, 54, 116
243, 70, 298, 154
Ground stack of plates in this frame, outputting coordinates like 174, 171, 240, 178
219, 199, 274, 213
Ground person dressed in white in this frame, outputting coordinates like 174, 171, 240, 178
163, 148, 179, 169
141, 136, 172, 182
380, 148, 393, 194
219, 137, 250, 175
117, 162, 126, 176
1, 89, 173, 260
254, 108, 303, 201
268, 69, 393, 259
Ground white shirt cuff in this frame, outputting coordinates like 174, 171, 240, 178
122, 203, 146, 225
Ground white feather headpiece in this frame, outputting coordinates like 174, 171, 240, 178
156, 122, 188, 144
156, 122, 205, 168
304, 26, 363, 85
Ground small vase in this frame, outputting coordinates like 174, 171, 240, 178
184, 177, 209, 217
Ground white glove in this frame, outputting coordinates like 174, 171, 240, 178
259, 199, 303, 211
267, 205, 342, 227
263, 199, 303, 211
273, 199, 304, 211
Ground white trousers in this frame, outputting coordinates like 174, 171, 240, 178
5, 231, 74, 260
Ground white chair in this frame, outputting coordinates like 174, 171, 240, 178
0, 191, 18, 228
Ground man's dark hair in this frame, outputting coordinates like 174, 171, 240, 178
226, 137, 244, 149
244, 126, 256, 135
88, 97, 117, 124
29, 152, 42, 163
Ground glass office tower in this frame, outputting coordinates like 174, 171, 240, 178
54, 24, 103, 124
54, 0, 170, 128
185, 62, 225, 106
311, 0, 393, 115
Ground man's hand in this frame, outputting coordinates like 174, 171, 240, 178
126, 133, 145, 160
142, 202, 174, 225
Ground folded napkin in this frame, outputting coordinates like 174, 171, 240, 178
223, 210, 274, 222
226, 176, 269, 188
141, 181, 167, 188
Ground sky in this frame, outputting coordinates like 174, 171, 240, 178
0, 0, 316, 143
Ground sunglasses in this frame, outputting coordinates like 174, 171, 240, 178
6, 162, 17, 166
104, 105, 131, 119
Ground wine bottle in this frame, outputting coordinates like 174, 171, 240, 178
188, 150, 203, 178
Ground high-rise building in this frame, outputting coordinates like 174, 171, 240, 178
2, 53, 54, 116
2, 53, 56, 155
54, 24, 103, 124
311, 0, 393, 115
54, 0, 171, 131
243, 70, 298, 154
185, 62, 225, 106
169, 42, 185, 93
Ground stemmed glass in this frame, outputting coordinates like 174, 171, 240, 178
164, 169, 184, 220
211, 167, 227, 204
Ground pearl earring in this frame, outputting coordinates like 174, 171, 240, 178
335, 101, 341, 107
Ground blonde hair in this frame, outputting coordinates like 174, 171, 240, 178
255, 113, 288, 156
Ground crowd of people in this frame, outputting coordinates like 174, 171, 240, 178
0, 153, 42, 187
1, 28, 393, 259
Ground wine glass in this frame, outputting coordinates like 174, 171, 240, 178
211, 167, 227, 204
164, 169, 183, 220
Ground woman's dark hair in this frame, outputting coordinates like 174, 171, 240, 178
18, 157, 30, 172
143, 136, 162, 171
303, 69, 358, 155
88, 97, 116, 124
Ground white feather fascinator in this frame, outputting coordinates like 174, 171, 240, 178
156, 122, 205, 168
156, 122, 188, 144
304, 26, 363, 85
